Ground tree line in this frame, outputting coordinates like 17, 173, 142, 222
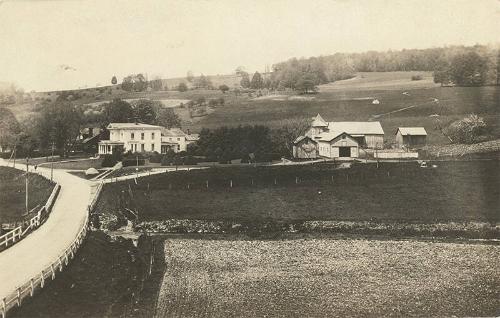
267, 44, 499, 91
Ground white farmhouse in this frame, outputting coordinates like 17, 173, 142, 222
98, 123, 199, 155
98, 123, 162, 155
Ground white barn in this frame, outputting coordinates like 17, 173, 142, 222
316, 132, 359, 158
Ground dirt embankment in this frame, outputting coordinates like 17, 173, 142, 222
9, 231, 163, 318
424, 139, 500, 158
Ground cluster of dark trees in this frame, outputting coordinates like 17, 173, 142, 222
187, 120, 310, 163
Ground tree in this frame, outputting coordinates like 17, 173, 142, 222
131, 99, 158, 124
111, 76, 117, 85
186, 71, 194, 83
177, 82, 188, 92
449, 51, 489, 86
101, 99, 134, 125
295, 73, 317, 94
219, 84, 229, 94
156, 108, 181, 129
0, 108, 21, 152
240, 72, 250, 88
150, 77, 163, 91
121, 74, 148, 92
445, 114, 489, 144
270, 118, 311, 157
250, 72, 263, 89
194, 74, 212, 89
36, 102, 82, 157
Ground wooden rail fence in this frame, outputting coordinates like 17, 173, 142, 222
0, 181, 103, 318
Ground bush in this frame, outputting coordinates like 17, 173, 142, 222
446, 114, 489, 144
411, 75, 423, 81
161, 155, 172, 166
122, 158, 145, 167
184, 155, 198, 165
149, 151, 162, 163
102, 154, 118, 167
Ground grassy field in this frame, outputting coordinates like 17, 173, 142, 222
156, 236, 500, 317
97, 160, 500, 224
0, 167, 55, 223
9, 232, 154, 318
184, 72, 500, 145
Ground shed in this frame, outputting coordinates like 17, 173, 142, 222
395, 127, 427, 148
293, 136, 318, 159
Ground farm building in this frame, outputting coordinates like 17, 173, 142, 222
395, 127, 427, 148
316, 132, 359, 159
293, 136, 318, 159
302, 114, 384, 151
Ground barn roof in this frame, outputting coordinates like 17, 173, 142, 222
327, 121, 384, 135
396, 127, 427, 136
311, 114, 328, 127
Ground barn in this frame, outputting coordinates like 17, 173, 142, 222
316, 132, 359, 159
395, 127, 427, 148
293, 136, 318, 159
327, 121, 384, 149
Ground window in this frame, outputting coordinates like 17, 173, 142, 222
151, 144, 155, 151
177, 138, 180, 141
141, 133, 144, 140
131, 132, 135, 140
342, 135, 346, 139
177, 145, 180, 151
141, 144, 145, 152
152, 132, 155, 139
169, 137, 172, 141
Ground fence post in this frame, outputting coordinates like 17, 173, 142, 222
2, 298, 6, 318
230, 180, 233, 188
30, 279, 34, 297
40, 271, 45, 288
206, 180, 209, 189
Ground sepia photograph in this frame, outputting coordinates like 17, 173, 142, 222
0, 0, 499, 317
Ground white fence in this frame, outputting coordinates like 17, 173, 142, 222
0, 182, 103, 318
0, 184, 61, 251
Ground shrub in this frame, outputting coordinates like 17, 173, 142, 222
122, 158, 145, 167
149, 151, 162, 163
445, 114, 489, 144
161, 155, 172, 166
411, 74, 423, 81
184, 155, 198, 165
102, 154, 118, 167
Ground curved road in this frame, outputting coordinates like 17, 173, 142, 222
0, 160, 92, 302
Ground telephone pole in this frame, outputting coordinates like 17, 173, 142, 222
25, 157, 29, 214
50, 142, 55, 182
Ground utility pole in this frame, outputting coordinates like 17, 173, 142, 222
50, 142, 55, 182
25, 157, 29, 215
136, 155, 139, 178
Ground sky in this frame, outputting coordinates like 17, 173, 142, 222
0, 0, 499, 92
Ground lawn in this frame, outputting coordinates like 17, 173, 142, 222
156, 237, 500, 317
96, 160, 500, 224
0, 167, 55, 223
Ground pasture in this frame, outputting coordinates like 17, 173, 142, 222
0, 167, 54, 223
97, 160, 500, 224
185, 72, 500, 145
156, 237, 500, 317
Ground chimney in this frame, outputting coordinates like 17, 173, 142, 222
187, 129, 191, 135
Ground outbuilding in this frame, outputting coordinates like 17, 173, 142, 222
293, 136, 318, 159
395, 127, 427, 148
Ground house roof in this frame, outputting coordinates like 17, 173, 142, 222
396, 127, 427, 136
311, 114, 328, 127
327, 121, 384, 135
185, 133, 200, 141
161, 127, 186, 137
107, 123, 162, 130
294, 135, 317, 144
316, 131, 357, 142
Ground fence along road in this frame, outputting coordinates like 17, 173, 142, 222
0, 160, 93, 316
